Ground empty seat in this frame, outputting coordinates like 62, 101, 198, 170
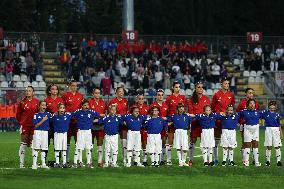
256, 71, 263, 76
206, 89, 213, 96
164, 89, 171, 96
185, 89, 193, 96
0, 74, 5, 82
23, 81, 31, 88
243, 71, 250, 77
13, 75, 21, 82
16, 81, 24, 88
20, 74, 28, 82
190, 83, 195, 89
250, 71, 257, 77
248, 76, 255, 83
213, 89, 219, 94
233, 59, 241, 65
32, 81, 39, 88
0, 81, 9, 88
211, 83, 216, 89
38, 81, 47, 88
180, 89, 185, 95
36, 75, 43, 82
215, 83, 221, 89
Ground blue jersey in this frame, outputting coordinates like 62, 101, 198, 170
168, 114, 192, 130
144, 116, 167, 134
33, 112, 52, 131
219, 113, 240, 130
261, 110, 280, 127
52, 113, 73, 133
122, 114, 147, 131
195, 113, 220, 129
73, 109, 100, 130
99, 115, 122, 135
239, 109, 263, 125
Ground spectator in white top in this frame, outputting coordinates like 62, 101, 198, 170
119, 63, 128, 83
97, 67, 106, 84
183, 71, 193, 89
163, 72, 171, 89
15, 39, 21, 54
275, 44, 284, 59
154, 66, 163, 89
92, 72, 101, 87
253, 44, 263, 57
211, 62, 221, 83
172, 62, 180, 73
270, 57, 278, 71
21, 38, 28, 56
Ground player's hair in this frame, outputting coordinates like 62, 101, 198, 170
149, 105, 160, 116
38, 100, 47, 107
81, 99, 89, 106
220, 77, 229, 83
192, 82, 203, 104
156, 89, 164, 94
108, 104, 117, 113
115, 86, 124, 94
57, 103, 65, 110
203, 105, 211, 113
268, 100, 277, 107
46, 83, 60, 96
21, 85, 35, 102
130, 105, 139, 113
245, 88, 254, 94
176, 103, 185, 114
226, 104, 234, 110
246, 98, 256, 108
92, 87, 101, 93
171, 81, 180, 93
69, 80, 77, 85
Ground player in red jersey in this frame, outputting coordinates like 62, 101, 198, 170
187, 82, 211, 166
236, 88, 260, 163
16, 86, 40, 168
108, 87, 129, 164
211, 78, 235, 165
62, 80, 84, 164
89, 87, 107, 167
150, 89, 169, 165
44, 84, 64, 161
134, 93, 149, 166
165, 81, 186, 165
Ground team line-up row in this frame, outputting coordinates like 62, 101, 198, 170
16, 79, 283, 169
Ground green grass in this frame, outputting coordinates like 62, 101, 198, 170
1, 131, 284, 189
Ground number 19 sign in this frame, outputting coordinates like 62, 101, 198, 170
247, 32, 263, 43
122, 30, 138, 42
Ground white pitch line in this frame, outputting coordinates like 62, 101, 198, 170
193, 155, 203, 158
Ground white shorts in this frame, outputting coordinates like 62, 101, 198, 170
264, 127, 282, 147
173, 129, 189, 150
76, 129, 93, 150
127, 130, 141, 151
32, 130, 48, 150
220, 129, 237, 148
105, 134, 118, 154
200, 128, 215, 148
54, 132, 67, 151
146, 134, 162, 154
244, 124, 259, 142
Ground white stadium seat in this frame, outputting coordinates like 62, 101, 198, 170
36, 75, 43, 82
13, 75, 21, 82
164, 89, 171, 96
180, 89, 185, 95
23, 81, 31, 88
250, 71, 257, 77
248, 76, 255, 83
206, 89, 213, 96
39, 81, 47, 88
211, 83, 216, 89
233, 59, 241, 65
213, 89, 219, 94
243, 71, 249, 77
16, 81, 24, 88
215, 83, 221, 89
0, 74, 5, 81
0, 81, 8, 88
185, 89, 193, 96
256, 71, 263, 76
20, 74, 28, 82
32, 81, 39, 88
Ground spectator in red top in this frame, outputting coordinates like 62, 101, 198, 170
117, 40, 125, 55
236, 88, 260, 162
89, 87, 106, 167
100, 73, 112, 96
211, 77, 235, 165
5, 60, 13, 82
137, 39, 145, 56
187, 82, 211, 166
165, 81, 186, 165
16, 86, 40, 168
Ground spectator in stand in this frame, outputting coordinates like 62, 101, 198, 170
120, 62, 128, 83
263, 44, 272, 70
154, 66, 163, 89
100, 73, 112, 96
70, 41, 79, 57
20, 38, 28, 56
66, 35, 73, 50
275, 44, 283, 60
183, 71, 193, 89
244, 53, 252, 70
59, 48, 71, 75
278, 56, 284, 70
163, 72, 171, 89
108, 38, 117, 53
25, 52, 34, 68
87, 36, 96, 52
106, 64, 115, 88
220, 43, 229, 61
200, 55, 208, 76
254, 44, 263, 57
270, 56, 278, 71
211, 61, 221, 83
81, 37, 88, 53
5, 60, 13, 82
251, 54, 262, 71
99, 37, 109, 51
28, 61, 37, 82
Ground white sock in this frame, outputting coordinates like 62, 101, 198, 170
160, 146, 166, 162
74, 148, 79, 164
142, 149, 147, 163
19, 143, 27, 165
223, 148, 228, 162
66, 144, 71, 162
150, 153, 155, 163
105, 149, 110, 165
98, 146, 103, 163
177, 150, 182, 164
167, 145, 172, 162
62, 151, 67, 164
112, 152, 118, 165
122, 139, 127, 162
127, 151, 132, 164
214, 138, 220, 161
244, 148, 250, 163
155, 153, 160, 163
182, 150, 187, 163
241, 148, 244, 161
253, 148, 259, 163
208, 147, 213, 162
86, 149, 91, 164
228, 149, 234, 162
55, 151, 60, 164
32, 149, 38, 166
266, 149, 271, 162
41, 151, 46, 165
189, 143, 195, 161
78, 149, 83, 163
276, 148, 281, 162
202, 147, 208, 163
134, 151, 140, 163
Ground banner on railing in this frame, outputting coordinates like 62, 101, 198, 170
275, 72, 284, 94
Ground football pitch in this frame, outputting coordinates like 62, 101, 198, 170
0, 131, 284, 189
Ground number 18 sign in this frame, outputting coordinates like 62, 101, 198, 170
247, 32, 263, 43
122, 30, 138, 42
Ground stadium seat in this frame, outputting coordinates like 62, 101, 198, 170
250, 71, 257, 77
206, 89, 213, 96
185, 89, 193, 96
32, 81, 39, 88
16, 81, 24, 88
114, 75, 121, 83
125, 81, 131, 89
233, 59, 241, 65
20, 74, 28, 82
180, 89, 185, 95
0, 74, 5, 82
114, 82, 118, 89
213, 89, 219, 94
23, 81, 31, 88
256, 71, 263, 76
0, 81, 8, 88
190, 83, 195, 89
215, 83, 221, 89
117, 82, 125, 88
248, 76, 255, 83
78, 87, 86, 95
125, 58, 130, 64
243, 71, 249, 77
164, 89, 171, 96
36, 75, 43, 82
39, 81, 47, 88
207, 59, 212, 64
211, 83, 216, 89
12, 75, 21, 82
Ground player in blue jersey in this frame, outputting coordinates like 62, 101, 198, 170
168, 103, 193, 167
52, 103, 73, 168
31, 101, 52, 169
144, 105, 167, 167
219, 104, 240, 166
122, 106, 147, 167
262, 101, 282, 166
99, 104, 123, 167
72, 99, 101, 168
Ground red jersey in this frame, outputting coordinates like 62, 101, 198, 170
62, 91, 84, 112
135, 103, 149, 116
16, 98, 39, 126
6, 104, 16, 118
188, 95, 211, 114
236, 98, 260, 125
45, 96, 64, 114
151, 101, 169, 117
89, 98, 107, 114
0, 106, 7, 118
108, 97, 128, 115
211, 90, 235, 113
166, 94, 186, 116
